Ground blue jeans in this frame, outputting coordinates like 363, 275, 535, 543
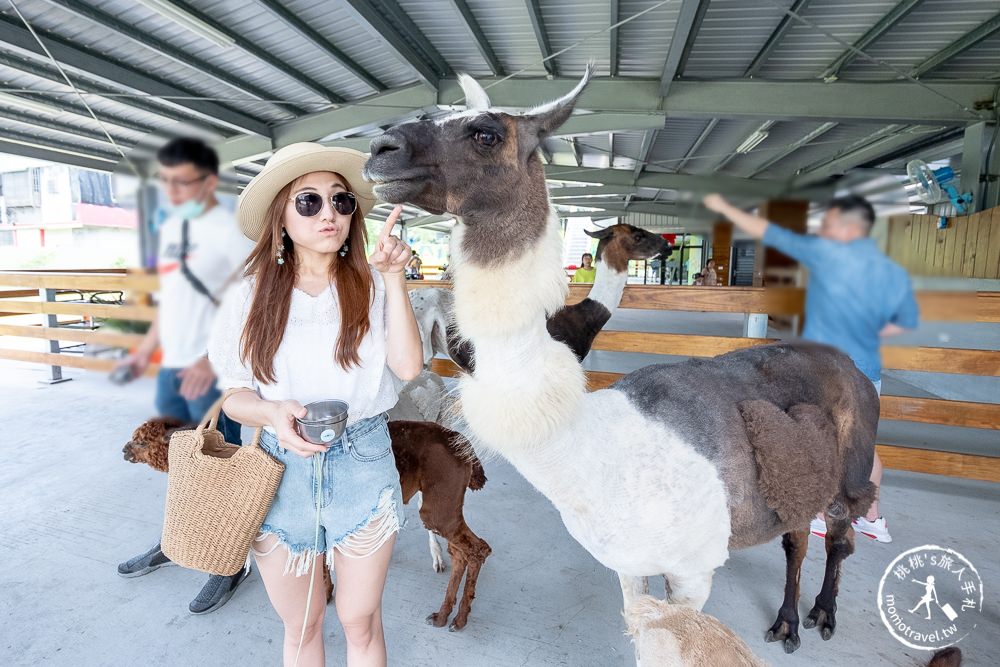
155, 368, 242, 444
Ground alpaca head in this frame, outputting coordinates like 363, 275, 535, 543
122, 417, 187, 473
364, 66, 594, 265
585, 224, 673, 273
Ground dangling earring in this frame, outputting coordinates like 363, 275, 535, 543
276, 228, 286, 265
339, 238, 349, 257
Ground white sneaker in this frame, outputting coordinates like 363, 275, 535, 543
809, 517, 827, 538
853, 516, 892, 543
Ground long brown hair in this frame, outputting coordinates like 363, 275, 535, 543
240, 173, 373, 384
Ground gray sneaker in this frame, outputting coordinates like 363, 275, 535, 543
189, 566, 251, 615
117, 543, 175, 578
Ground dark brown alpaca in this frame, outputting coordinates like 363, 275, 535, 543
123, 417, 490, 630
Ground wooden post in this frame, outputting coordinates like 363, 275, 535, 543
710, 221, 732, 286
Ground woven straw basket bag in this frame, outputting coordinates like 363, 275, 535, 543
161, 390, 284, 576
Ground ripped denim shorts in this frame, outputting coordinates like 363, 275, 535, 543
253, 413, 405, 576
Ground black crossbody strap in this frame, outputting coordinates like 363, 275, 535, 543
180, 218, 220, 307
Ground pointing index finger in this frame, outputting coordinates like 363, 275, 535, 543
379, 205, 403, 243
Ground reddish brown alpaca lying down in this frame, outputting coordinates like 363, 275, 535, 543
123, 417, 491, 630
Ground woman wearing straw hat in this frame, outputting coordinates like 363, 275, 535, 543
209, 142, 422, 666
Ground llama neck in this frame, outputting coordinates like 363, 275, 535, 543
586, 261, 628, 313
452, 211, 586, 452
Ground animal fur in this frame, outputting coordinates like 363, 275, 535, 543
363, 66, 881, 656
123, 415, 489, 629
625, 595, 766, 667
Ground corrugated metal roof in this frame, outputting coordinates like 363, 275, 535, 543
396, 0, 492, 75
0, 0, 995, 219
755, 0, 900, 80
540, 0, 611, 76
616, 0, 679, 77
681, 0, 797, 79
465, 0, 549, 76
927, 26, 1000, 79
842, 0, 1000, 80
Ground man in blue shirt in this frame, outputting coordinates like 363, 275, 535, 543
703, 193, 919, 543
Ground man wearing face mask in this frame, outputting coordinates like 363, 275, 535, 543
115, 138, 255, 613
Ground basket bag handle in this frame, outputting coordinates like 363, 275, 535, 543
197, 387, 263, 449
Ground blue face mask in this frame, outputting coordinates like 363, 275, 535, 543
167, 199, 206, 221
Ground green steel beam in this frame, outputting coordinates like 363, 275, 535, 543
745, 0, 813, 77
660, 0, 710, 96
340, 0, 442, 87
255, 0, 387, 91
0, 15, 270, 136
449, 0, 504, 76
47, 0, 304, 115
910, 11, 1000, 79
820, 0, 925, 81
168, 0, 343, 103
523, 0, 557, 76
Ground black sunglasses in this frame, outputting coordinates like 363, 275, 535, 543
289, 191, 357, 217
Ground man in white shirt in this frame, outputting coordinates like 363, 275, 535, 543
115, 138, 255, 614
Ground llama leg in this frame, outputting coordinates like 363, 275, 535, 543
804, 516, 855, 640
428, 530, 446, 573
449, 525, 492, 631
618, 574, 646, 667
765, 530, 809, 653
663, 571, 713, 611
427, 543, 467, 628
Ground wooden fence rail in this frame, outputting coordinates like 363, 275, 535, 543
2, 271, 997, 482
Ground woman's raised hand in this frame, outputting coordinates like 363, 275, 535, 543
369, 205, 412, 274
271, 399, 328, 457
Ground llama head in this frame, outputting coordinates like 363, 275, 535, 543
585, 224, 673, 273
363, 66, 594, 264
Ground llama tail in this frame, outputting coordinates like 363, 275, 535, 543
468, 456, 487, 491
442, 430, 488, 491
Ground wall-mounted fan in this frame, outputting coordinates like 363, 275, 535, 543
906, 159, 973, 214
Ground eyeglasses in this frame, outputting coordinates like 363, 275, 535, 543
157, 174, 208, 189
290, 191, 357, 217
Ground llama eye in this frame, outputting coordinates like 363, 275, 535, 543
474, 130, 500, 147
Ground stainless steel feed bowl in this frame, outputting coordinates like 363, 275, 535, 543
295, 399, 349, 445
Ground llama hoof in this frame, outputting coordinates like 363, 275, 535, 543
804, 606, 836, 640
448, 619, 466, 632
432, 558, 447, 573
764, 621, 800, 654
426, 612, 449, 628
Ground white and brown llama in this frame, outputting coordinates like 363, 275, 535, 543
363, 67, 879, 656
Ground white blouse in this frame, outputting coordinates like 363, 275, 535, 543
208, 270, 401, 427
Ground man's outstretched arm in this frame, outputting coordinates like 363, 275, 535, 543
703, 194, 770, 239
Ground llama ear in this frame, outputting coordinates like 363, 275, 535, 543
517, 63, 594, 160
458, 73, 491, 111
584, 226, 614, 239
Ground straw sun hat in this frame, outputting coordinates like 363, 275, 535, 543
236, 142, 377, 242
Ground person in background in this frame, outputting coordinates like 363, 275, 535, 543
406, 250, 423, 279
571, 252, 597, 283
693, 272, 704, 286
703, 193, 918, 544
114, 137, 256, 612
703, 258, 719, 286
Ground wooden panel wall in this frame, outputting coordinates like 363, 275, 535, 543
888, 207, 1000, 278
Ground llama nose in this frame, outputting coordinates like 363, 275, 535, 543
369, 133, 403, 158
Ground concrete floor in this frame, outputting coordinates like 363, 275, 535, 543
1, 361, 998, 667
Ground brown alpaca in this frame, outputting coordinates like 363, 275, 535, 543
625, 595, 766, 667
625, 595, 963, 667
123, 417, 490, 630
